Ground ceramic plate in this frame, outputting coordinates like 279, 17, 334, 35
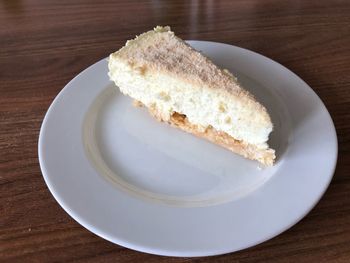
39, 41, 337, 256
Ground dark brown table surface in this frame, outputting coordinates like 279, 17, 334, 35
1, 0, 350, 262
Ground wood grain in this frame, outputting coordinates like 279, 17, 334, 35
1, 0, 349, 262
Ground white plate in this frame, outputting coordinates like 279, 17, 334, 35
39, 41, 337, 257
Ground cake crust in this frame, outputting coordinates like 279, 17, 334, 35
136, 101, 275, 166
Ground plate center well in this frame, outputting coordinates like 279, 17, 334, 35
83, 81, 288, 207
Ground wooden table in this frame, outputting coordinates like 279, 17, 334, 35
1, 1, 349, 262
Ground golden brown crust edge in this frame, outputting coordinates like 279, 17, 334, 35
134, 100, 275, 166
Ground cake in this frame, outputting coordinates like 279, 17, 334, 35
108, 26, 275, 166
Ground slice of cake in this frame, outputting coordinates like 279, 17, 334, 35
108, 26, 276, 166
